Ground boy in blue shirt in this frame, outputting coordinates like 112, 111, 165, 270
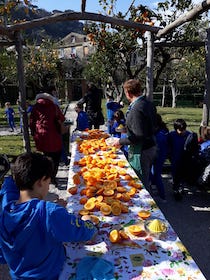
5, 102, 16, 132
106, 97, 123, 134
75, 103, 89, 131
0, 152, 96, 279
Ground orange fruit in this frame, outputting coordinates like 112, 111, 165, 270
103, 189, 115, 197
78, 209, 89, 216
121, 193, 130, 202
100, 204, 112, 216
79, 197, 88, 205
68, 187, 78, 195
84, 200, 95, 211
124, 174, 133, 181
119, 230, 129, 240
138, 210, 151, 220
111, 202, 122, 216
109, 229, 121, 243
72, 173, 81, 185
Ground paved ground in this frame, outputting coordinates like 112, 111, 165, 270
1, 102, 210, 279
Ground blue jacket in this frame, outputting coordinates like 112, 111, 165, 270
76, 110, 89, 131
106, 101, 122, 121
168, 130, 191, 171
0, 177, 96, 280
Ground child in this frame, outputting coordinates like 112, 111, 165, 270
111, 110, 128, 157
5, 102, 15, 132
168, 119, 195, 200
111, 109, 126, 138
106, 96, 123, 134
0, 152, 96, 279
75, 103, 89, 131
151, 114, 169, 202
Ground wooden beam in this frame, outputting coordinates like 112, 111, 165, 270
154, 41, 205, 48
6, 11, 161, 34
156, 0, 210, 38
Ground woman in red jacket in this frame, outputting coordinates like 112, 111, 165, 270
30, 91, 65, 186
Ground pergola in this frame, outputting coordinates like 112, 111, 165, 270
0, 0, 210, 152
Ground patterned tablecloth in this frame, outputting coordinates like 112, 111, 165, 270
59, 138, 206, 280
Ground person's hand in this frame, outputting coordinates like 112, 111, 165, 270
112, 138, 121, 148
53, 198, 67, 208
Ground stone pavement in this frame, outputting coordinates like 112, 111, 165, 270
1, 102, 210, 279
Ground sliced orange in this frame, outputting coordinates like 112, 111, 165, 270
103, 189, 115, 197
84, 200, 95, 211
68, 187, 78, 195
119, 230, 129, 240
72, 173, 81, 185
100, 204, 112, 216
138, 210, 151, 220
111, 202, 122, 216
109, 229, 121, 243
79, 197, 88, 205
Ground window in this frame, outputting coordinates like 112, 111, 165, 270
71, 35, 76, 43
83, 46, 88, 57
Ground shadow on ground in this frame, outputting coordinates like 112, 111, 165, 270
152, 176, 210, 279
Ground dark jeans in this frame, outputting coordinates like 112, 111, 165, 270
44, 150, 62, 183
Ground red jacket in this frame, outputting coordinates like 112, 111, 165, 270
30, 94, 65, 153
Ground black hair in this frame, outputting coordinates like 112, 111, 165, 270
76, 103, 83, 110
11, 152, 53, 191
174, 118, 187, 131
114, 109, 125, 120
156, 113, 168, 132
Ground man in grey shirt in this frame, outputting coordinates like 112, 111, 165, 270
113, 79, 157, 190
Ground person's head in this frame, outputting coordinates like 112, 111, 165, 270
11, 152, 53, 194
174, 119, 187, 134
75, 103, 83, 113
5, 102, 11, 108
87, 82, 97, 92
114, 109, 125, 122
156, 113, 168, 132
45, 85, 57, 96
123, 79, 142, 102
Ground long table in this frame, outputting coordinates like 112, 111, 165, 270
59, 135, 206, 280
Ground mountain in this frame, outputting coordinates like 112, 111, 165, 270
10, 6, 84, 43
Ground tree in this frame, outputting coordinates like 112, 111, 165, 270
83, 0, 155, 97
24, 39, 62, 93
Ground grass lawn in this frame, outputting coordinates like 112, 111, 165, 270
0, 102, 203, 157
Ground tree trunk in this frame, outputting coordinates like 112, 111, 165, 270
170, 79, 178, 108
201, 28, 210, 127
15, 31, 31, 152
161, 81, 166, 107
146, 31, 154, 101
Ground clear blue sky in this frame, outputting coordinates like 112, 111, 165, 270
35, 0, 157, 13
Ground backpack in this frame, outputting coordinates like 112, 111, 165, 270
184, 132, 199, 156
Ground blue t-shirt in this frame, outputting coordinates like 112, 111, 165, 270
76, 110, 89, 131
0, 177, 96, 280
106, 101, 122, 121
5, 108, 14, 120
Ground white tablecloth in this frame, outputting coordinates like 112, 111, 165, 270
59, 140, 206, 280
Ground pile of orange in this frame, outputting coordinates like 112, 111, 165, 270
80, 129, 109, 140
69, 136, 144, 219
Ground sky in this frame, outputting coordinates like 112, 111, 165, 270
34, 0, 158, 13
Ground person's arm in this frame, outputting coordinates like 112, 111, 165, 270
49, 204, 97, 242
0, 176, 19, 208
